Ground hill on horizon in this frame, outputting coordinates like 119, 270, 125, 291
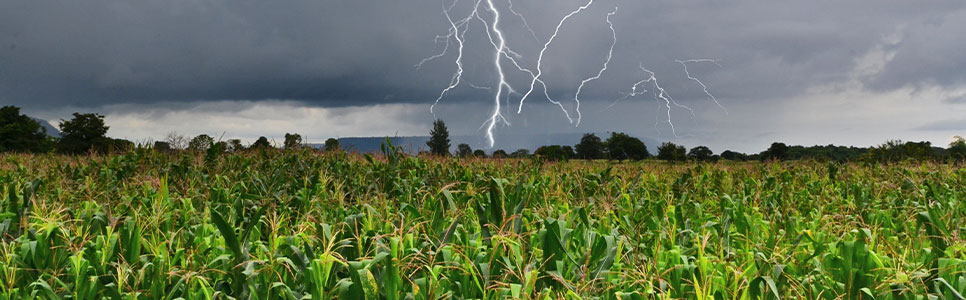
31, 117, 60, 138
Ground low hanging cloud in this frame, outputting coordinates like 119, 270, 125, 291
916, 119, 966, 132
944, 95, 966, 104
75, 101, 431, 144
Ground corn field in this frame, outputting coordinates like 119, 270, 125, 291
0, 147, 964, 299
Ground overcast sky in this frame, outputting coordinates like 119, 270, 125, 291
2, 0, 965, 152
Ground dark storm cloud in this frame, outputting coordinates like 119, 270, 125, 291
3, 0, 966, 111
0, 0, 454, 108
867, 9, 966, 91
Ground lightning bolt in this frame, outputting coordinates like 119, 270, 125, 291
517, 0, 595, 119
676, 59, 726, 114
426, 0, 479, 118
465, 82, 492, 90
422, 0, 713, 147
605, 73, 648, 110
481, 0, 511, 148
645, 65, 696, 136
609, 64, 693, 136
574, 7, 618, 126
416, 0, 470, 70
506, 0, 539, 42
472, 0, 593, 147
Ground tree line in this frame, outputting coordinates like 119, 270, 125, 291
425, 119, 966, 163
0, 106, 342, 154
2, 106, 964, 162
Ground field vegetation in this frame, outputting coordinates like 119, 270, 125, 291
0, 144, 964, 299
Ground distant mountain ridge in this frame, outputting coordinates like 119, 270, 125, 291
31, 117, 60, 138
307, 133, 659, 154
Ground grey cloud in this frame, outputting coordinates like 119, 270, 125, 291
916, 119, 966, 131
3, 0, 965, 111
868, 9, 966, 90
0, 0, 450, 108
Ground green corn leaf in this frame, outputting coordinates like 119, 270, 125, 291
211, 209, 242, 261
748, 276, 780, 300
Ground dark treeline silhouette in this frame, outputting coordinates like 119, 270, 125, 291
0, 106, 52, 153
2, 106, 134, 154
429, 119, 965, 163
0, 105, 346, 155
2, 106, 965, 163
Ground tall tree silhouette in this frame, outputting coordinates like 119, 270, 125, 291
426, 119, 451, 156
58, 112, 109, 154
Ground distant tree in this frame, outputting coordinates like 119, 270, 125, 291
866, 140, 899, 163
657, 142, 687, 162
426, 119, 451, 156
284, 133, 302, 149
760, 142, 789, 161
720, 150, 747, 161
905, 141, 937, 160
206, 141, 227, 164
108, 138, 134, 152
606, 132, 649, 161
534, 145, 571, 161
688, 146, 716, 162
492, 149, 508, 158
58, 112, 110, 154
153, 141, 172, 152
866, 140, 941, 163
212, 141, 227, 153
562, 146, 576, 159
473, 149, 486, 157
575, 133, 605, 159
0, 106, 51, 152
324, 138, 340, 151
188, 134, 214, 152
227, 139, 245, 152
165, 132, 188, 150
510, 149, 530, 158
950, 136, 966, 162
783, 144, 869, 162
457, 143, 473, 157
251, 136, 272, 149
